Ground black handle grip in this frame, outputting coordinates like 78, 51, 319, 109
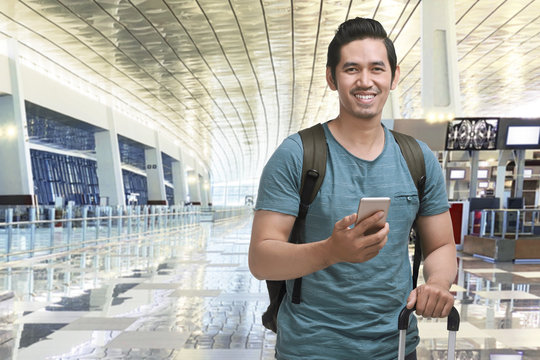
398, 306, 460, 331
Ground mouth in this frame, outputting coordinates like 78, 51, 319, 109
354, 94, 375, 101
353, 93, 376, 104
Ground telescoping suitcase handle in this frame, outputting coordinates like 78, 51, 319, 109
397, 306, 460, 360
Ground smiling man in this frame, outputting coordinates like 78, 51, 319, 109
249, 17, 457, 360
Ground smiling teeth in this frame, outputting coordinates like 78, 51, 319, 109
356, 94, 374, 100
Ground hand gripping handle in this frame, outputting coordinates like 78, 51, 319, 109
398, 306, 460, 331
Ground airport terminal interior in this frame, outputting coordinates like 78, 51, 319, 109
1, 0, 540, 359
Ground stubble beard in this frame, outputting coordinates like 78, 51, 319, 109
346, 87, 386, 121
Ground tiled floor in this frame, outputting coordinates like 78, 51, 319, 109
2, 215, 540, 359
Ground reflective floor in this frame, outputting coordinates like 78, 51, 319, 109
1, 215, 540, 360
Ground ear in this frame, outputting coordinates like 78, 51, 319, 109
391, 65, 400, 90
326, 67, 337, 90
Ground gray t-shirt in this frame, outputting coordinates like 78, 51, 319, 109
255, 122, 449, 360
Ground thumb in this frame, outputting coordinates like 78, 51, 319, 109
335, 213, 357, 231
406, 289, 417, 309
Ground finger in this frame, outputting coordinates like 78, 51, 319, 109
434, 290, 454, 318
357, 236, 387, 260
424, 286, 455, 318
376, 223, 390, 237
359, 224, 389, 249
406, 289, 417, 309
355, 211, 385, 234
434, 290, 455, 318
441, 298, 455, 318
362, 250, 380, 262
414, 285, 428, 316
422, 291, 438, 318
431, 299, 445, 318
335, 213, 357, 231
357, 241, 384, 260
426, 295, 443, 318
362, 232, 389, 258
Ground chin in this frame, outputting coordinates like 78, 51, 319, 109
352, 111, 380, 120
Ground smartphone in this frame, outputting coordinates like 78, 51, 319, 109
355, 197, 391, 234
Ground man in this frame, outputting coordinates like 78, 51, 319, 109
249, 17, 456, 360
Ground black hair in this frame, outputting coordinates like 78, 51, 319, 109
326, 17, 397, 86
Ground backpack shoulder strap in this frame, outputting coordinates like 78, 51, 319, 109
390, 130, 426, 289
390, 130, 426, 198
299, 123, 327, 205
289, 123, 327, 304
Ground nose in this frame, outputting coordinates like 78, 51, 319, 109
356, 69, 372, 88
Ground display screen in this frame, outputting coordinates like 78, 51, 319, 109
477, 169, 489, 179
445, 118, 499, 150
506, 125, 540, 148
478, 181, 489, 188
449, 169, 466, 180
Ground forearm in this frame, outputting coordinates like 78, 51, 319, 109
249, 210, 389, 281
422, 242, 457, 289
249, 238, 332, 281
407, 212, 456, 317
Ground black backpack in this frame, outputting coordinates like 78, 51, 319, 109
261, 123, 427, 333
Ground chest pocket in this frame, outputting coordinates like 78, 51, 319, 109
391, 192, 420, 228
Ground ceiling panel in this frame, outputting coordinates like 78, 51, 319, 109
0, 0, 539, 184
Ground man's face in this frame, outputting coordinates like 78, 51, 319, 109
326, 38, 400, 122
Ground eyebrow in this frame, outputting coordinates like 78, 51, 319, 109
342, 61, 387, 68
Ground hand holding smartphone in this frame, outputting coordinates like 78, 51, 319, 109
356, 197, 391, 235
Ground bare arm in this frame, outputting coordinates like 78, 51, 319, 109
249, 209, 390, 281
406, 210, 457, 317
249, 210, 330, 280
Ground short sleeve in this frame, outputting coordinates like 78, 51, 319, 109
418, 141, 450, 216
255, 134, 303, 217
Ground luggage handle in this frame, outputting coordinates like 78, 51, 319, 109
398, 306, 460, 331
397, 306, 460, 360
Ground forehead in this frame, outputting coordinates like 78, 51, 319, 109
338, 38, 389, 65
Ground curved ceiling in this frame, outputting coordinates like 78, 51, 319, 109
1, 0, 539, 183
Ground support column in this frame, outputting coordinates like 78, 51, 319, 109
198, 174, 206, 206
421, 0, 461, 117
171, 151, 187, 205
187, 170, 201, 205
0, 39, 35, 205
469, 151, 479, 198
205, 172, 212, 206
199, 168, 211, 206
223, 180, 229, 207
145, 135, 167, 205
94, 108, 125, 207
514, 149, 526, 198
441, 151, 449, 185
495, 150, 513, 203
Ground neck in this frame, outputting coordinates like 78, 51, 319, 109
328, 115, 385, 160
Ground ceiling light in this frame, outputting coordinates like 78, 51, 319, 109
6, 126, 16, 138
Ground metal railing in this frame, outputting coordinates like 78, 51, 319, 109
469, 208, 540, 239
0, 204, 251, 266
